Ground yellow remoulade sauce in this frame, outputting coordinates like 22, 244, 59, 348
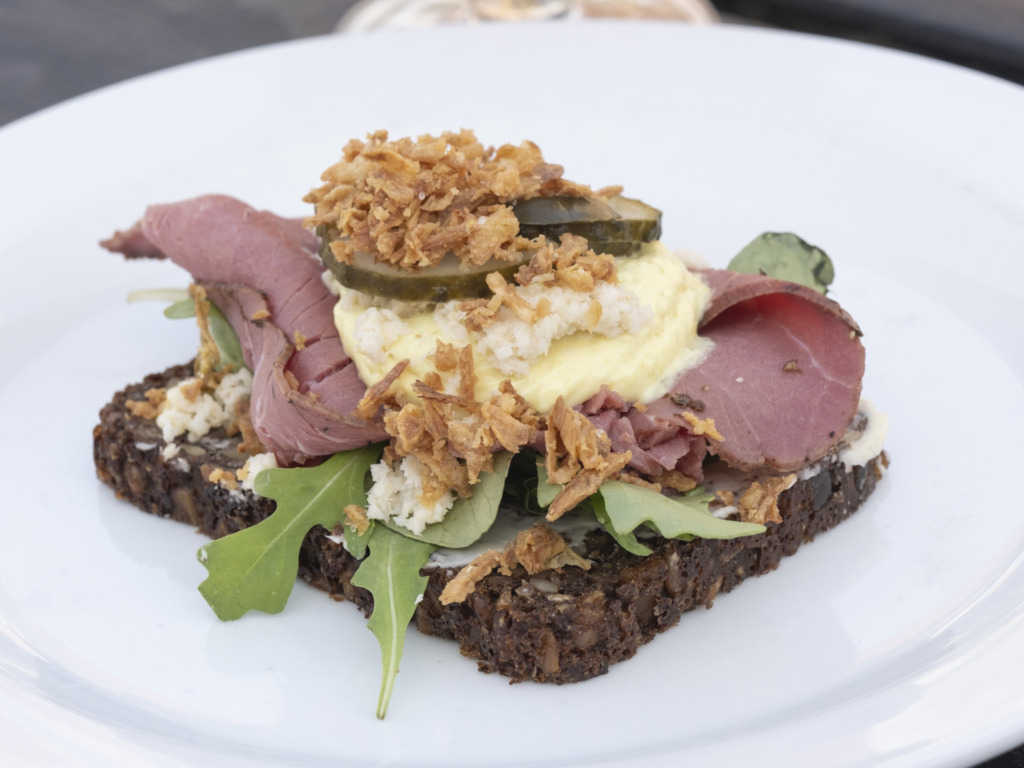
329, 242, 713, 412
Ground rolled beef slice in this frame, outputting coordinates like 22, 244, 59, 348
103, 195, 387, 463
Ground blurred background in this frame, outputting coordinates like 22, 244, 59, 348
2, 0, 1024, 127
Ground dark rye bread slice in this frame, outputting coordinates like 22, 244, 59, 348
94, 363, 887, 684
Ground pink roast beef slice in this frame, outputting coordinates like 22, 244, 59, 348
580, 387, 707, 479
203, 283, 386, 464
653, 269, 865, 472
104, 194, 335, 342
103, 195, 385, 464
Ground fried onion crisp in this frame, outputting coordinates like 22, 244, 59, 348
737, 475, 797, 525
355, 359, 410, 421
232, 397, 265, 455
514, 234, 618, 291
652, 469, 699, 493
439, 550, 502, 605
681, 411, 724, 443
439, 522, 591, 605
544, 397, 632, 521
343, 504, 370, 535
375, 346, 540, 496
304, 130, 592, 271
499, 522, 592, 576
457, 234, 620, 333
189, 284, 225, 390
428, 340, 477, 401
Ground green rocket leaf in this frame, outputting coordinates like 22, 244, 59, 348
351, 525, 436, 719
197, 445, 382, 620
382, 452, 512, 548
596, 481, 766, 544
163, 298, 198, 319
727, 232, 835, 294
591, 493, 653, 556
163, 296, 247, 372
534, 460, 562, 508
538, 463, 765, 554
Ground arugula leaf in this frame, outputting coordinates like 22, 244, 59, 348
501, 450, 545, 514
163, 298, 198, 319
596, 481, 766, 543
163, 297, 247, 372
591, 493, 654, 556
382, 452, 512, 548
344, 520, 374, 561
535, 460, 561, 509
197, 445, 382, 620
537, 462, 764, 550
727, 232, 835, 294
351, 525, 436, 719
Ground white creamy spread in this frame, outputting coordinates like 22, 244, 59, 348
237, 452, 279, 493
156, 369, 253, 444
366, 455, 455, 535
329, 242, 713, 412
839, 399, 889, 469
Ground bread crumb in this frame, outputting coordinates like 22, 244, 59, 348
207, 467, 238, 491
126, 387, 166, 420
179, 378, 203, 403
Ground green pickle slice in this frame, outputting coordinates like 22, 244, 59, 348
319, 195, 662, 302
513, 195, 662, 244
320, 239, 530, 303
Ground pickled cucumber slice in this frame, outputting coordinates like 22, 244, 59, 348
320, 236, 529, 302
513, 195, 662, 244
318, 194, 662, 301
586, 240, 644, 257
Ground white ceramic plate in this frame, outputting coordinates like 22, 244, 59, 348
1, 21, 1023, 768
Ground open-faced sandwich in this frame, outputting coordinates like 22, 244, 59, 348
95, 130, 888, 717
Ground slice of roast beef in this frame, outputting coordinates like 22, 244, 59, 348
202, 283, 386, 464
103, 194, 335, 343
104, 196, 386, 464
580, 387, 707, 479
654, 269, 865, 472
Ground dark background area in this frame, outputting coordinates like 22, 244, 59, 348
2, 0, 1022, 765
2, 0, 1024, 127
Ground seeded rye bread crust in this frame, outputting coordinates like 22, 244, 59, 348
94, 363, 886, 684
